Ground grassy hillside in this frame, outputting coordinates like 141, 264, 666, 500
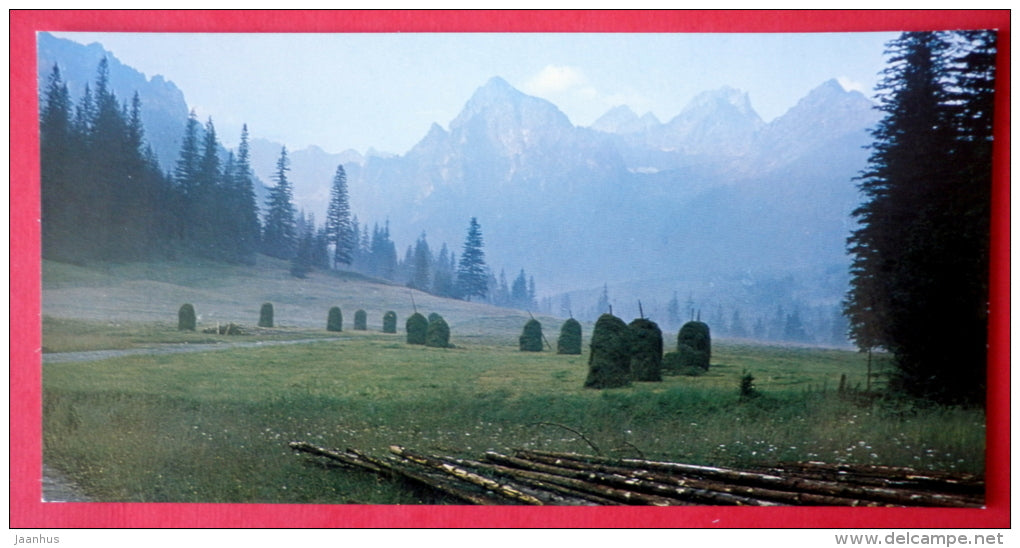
42, 256, 560, 348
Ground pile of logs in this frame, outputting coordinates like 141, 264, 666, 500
288, 442, 984, 507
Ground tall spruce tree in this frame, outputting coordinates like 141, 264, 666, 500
325, 164, 355, 268
456, 217, 488, 301
410, 232, 433, 291
173, 110, 202, 242
845, 31, 996, 405
230, 124, 261, 263
262, 146, 298, 259
40, 64, 74, 260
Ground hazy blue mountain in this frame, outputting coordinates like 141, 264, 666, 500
341, 77, 876, 298
590, 105, 661, 134
38, 32, 880, 340
37, 32, 191, 171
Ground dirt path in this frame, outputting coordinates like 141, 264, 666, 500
42, 464, 90, 502
42, 337, 346, 364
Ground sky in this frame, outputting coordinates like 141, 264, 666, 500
52, 31, 899, 155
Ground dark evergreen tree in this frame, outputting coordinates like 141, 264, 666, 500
584, 313, 631, 389
290, 211, 316, 278
327, 306, 343, 332
40, 64, 76, 260
666, 292, 681, 327
783, 309, 812, 343
406, 312, 428, 345
511, 269, 533, 310
383, 311, 398, 334
431, 243, 458, 298
629, 318, 663, 382
845, 31, 996, 405
409, 232, 433, 291
325, 164, 355, 268
456, 217, 488, 300
193, 116, 224, 256
595, 284, 611, 317
519, 319, 544, 352
173, 110, 202, 242
226, 124, 261, 263
262, 146, 298, 259
730, 309, 748, 338
557, 318, 583, 355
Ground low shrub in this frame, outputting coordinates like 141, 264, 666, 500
354, 310, 368, 330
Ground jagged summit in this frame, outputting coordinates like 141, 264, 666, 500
591, 105, 661, 134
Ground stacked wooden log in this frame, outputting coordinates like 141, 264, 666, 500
289, 442, 984, 507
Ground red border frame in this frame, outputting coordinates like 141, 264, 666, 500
10, 10, 1010, 529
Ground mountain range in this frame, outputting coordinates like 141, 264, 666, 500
37, 32, 882, 338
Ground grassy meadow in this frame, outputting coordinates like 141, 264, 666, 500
40, 259, 986, 504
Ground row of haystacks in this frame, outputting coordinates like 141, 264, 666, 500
517, 314, 713, 389
177, 302, 400, 334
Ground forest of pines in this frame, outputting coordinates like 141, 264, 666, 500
39, 58, 540, 307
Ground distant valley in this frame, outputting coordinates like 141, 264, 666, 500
37, 32, 881, 344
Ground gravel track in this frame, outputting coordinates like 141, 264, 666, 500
41, 337, 345, 364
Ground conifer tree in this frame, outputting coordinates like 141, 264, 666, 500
173, 110, 202, 242
456, 217, 488, 300
845, 31, 996, 404
262, 146, 298, 259
410, 232, 433, 291
229, 124, 261, 263
325, 164, 355, 268
40, 64, 74, 259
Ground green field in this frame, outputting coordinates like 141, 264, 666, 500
40, 259, 986, 504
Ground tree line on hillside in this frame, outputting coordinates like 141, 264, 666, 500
845, 30, 997, 405
40, 59, 540, 306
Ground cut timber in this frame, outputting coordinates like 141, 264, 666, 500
288, 442, 505, 505
290, 441, 983, 507
517, 450, 983, 508
485, 451, 777, 506
389, 446, 545, 505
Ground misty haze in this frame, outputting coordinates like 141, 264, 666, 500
36, 29, 995, 508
